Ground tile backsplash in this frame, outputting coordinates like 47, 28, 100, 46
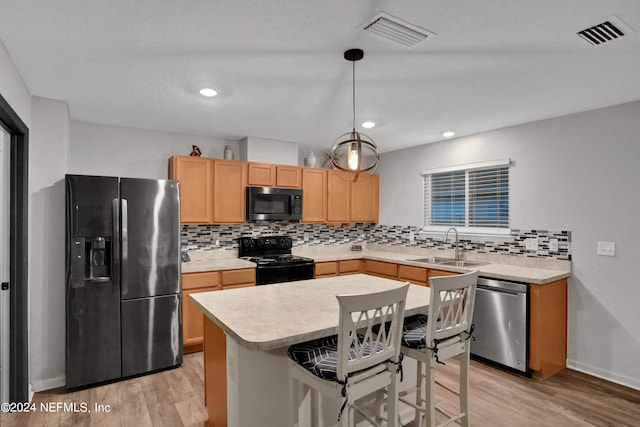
182, 223, 571, 261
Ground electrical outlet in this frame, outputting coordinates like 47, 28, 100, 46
549, 238, 559, 252
304, 232, 310, 241
409, 231, 415, 242
525, 238, 539, 251
597, 241, 616, 257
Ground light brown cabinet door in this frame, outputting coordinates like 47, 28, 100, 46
169, 156, 213, 223
339, 260, 362, 275
427, 269, 459, 278
182, 286, 218, 352
350, 174, 379, 223
247, 162, 276, 187
302, 168, 327, 223
327, 170, 351, 222
213, 160, 248, 223
315, 261, 338, 278
364, 260, 398, 280
276, 166, 302, 188
398, 265, 428, 286
529, 279, 567, 379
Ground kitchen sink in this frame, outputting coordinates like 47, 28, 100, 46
408, 257, 456, 264
408, 257, 487, 268
437, 260, 487, 268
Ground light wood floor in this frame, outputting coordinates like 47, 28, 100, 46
2, 352, 639, 426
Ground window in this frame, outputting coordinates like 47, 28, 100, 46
423, 159, 511, 232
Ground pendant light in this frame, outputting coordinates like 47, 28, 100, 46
330, 49, 379, 181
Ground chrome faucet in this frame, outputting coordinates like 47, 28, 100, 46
443, 227, 463, 261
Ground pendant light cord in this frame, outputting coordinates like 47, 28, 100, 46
352, 59, 356, 131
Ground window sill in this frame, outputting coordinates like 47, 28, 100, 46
418, 228, 514, 243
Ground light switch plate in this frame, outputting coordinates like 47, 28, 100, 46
597, 241, 616, 257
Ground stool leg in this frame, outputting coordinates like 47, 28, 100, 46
416, 360, 426, 427
290, 373, 299, 427
459, 346, 471, 427
388, 366, 399, 427
426, 355, 436, 427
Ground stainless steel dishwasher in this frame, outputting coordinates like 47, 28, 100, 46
470, 277, 529, 373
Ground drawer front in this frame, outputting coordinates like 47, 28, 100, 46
221, 268, 256, 286
365, 260, 398, 278
428, 269, 459, 278
339, 260, 361, 274
315, 261, 338, 277
182, 272, 220, 291
398, 265, 428, 284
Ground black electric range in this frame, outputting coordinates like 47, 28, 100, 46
238, 236, 314, 285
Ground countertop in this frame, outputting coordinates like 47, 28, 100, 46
189, 274, 430, 351
182, 245, 571, 285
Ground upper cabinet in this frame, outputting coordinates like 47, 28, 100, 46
302, 168, 327, 223
327, 170, 379, 223
276, 166, 302, 188
169, 156, 213, 223
247, 163, 276, 187
327, 170, 351, 222
170, 155, 378, 225
350, 173, 379, 223
213, 160, 247, 223
247, 163, 301, 189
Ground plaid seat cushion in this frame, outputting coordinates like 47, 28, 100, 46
401, 314, 428, 349
288, 335, 384, 381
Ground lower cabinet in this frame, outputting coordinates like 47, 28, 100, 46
182, 268, 255, 354
363, 260, 398, 280
314, 260, 362, 278
398, 265, 429, 286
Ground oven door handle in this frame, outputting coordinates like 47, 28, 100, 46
257, 263, 314, 270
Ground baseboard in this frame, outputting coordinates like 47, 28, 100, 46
566, 359, 640, 391
31, 375, 65, 393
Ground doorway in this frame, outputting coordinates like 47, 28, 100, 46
0, 94, 29, 403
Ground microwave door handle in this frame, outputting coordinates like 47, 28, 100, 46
289, 194, 294, 214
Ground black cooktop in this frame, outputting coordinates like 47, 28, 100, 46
238, 236, 313, 267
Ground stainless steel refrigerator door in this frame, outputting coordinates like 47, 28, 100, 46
119, 178, 180, 300
121, 294, 182, 377
65, 175, 121, 389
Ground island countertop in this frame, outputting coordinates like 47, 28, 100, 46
189, 274, 430, 351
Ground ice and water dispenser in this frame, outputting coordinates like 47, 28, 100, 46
70, 236, 112, 287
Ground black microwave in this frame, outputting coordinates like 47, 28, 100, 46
246, 187, 303, 222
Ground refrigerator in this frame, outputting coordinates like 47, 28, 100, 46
65, 175, 182, 390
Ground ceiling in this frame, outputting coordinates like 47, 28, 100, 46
1, 1, 640, 154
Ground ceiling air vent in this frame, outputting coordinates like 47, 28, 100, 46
362, 11, 436, 48
577, 16, 632, 45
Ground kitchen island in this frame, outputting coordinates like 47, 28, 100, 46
189, 274, 430, 427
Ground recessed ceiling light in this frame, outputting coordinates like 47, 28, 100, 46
442, 131, 455, 138
199, 88, 218, 97
362, 121, 375, 129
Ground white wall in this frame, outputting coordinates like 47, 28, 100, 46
378, 100, 640, 389
0, 40, 31, 127
68, 121, 239, 179
28, 97, 69, 391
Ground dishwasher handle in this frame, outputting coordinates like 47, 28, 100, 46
477, 277, 528, 295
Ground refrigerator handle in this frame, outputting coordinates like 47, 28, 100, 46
112, 198, 120, 293
121, 198, 128, 296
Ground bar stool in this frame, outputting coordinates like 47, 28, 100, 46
400, 271, 478, 427
287, 283, 410, 427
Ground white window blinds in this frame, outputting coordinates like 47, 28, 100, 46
423, 159, 511, 229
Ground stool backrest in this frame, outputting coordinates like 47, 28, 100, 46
427, 271, 478, 346
336, 284, 410, 379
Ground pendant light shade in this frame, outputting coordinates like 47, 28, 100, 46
330, 49, 379, 180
